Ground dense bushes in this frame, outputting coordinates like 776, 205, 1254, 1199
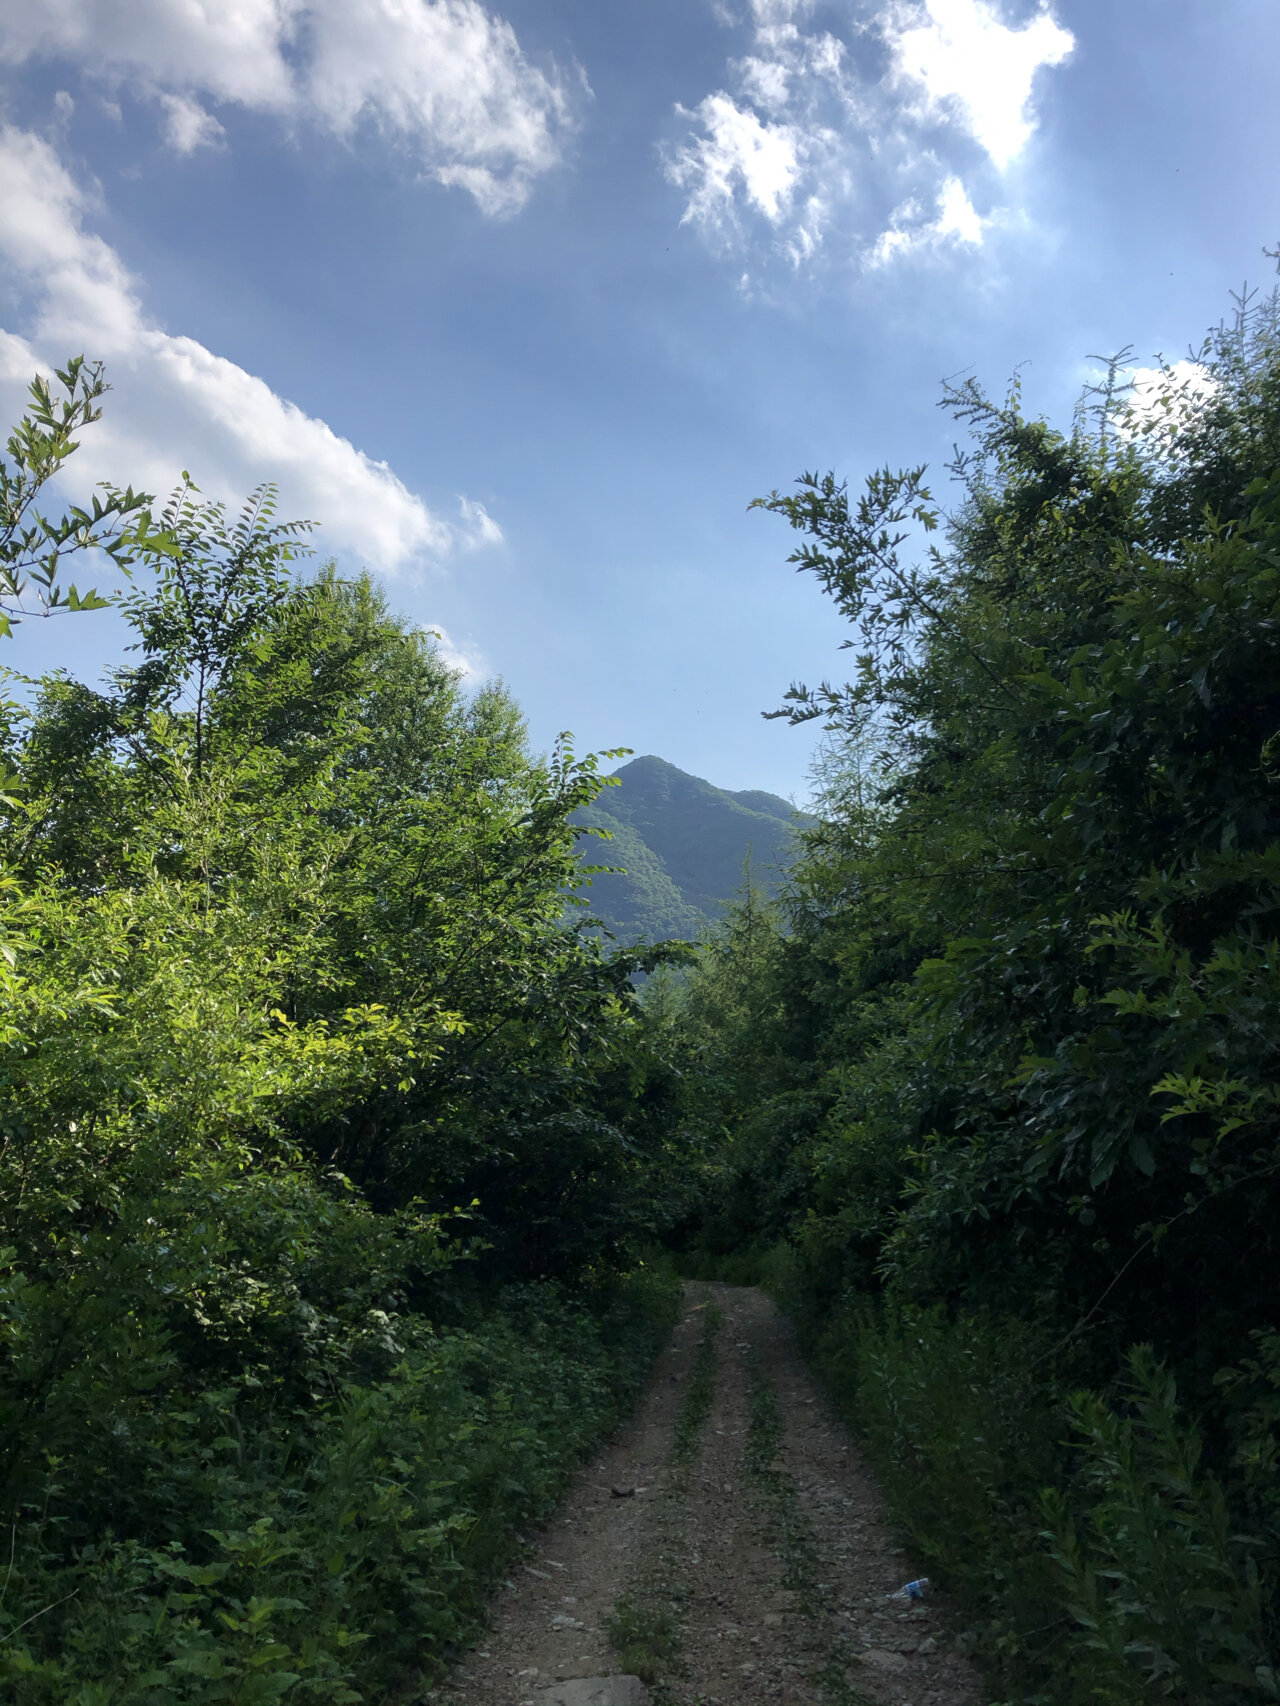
667, 272, 1280, 1701
0, 371, 684, 1698
1, 1272, 677, 1702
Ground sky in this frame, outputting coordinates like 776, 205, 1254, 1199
1, 0, 1278, 803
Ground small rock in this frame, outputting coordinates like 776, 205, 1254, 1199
919, 1636, 938, 1656
857, 1648, 911, 1673
610, 1485, 635, 1498
535, 1678, 649, 1706
556, 1658, 607, 1681
550, 1613, 585, 1630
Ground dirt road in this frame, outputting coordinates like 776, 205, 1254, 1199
434, 1284, 983, 1706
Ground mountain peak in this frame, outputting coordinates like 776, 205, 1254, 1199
572, 757, 810, 941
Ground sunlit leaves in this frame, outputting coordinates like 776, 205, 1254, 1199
0, 357, 163, 631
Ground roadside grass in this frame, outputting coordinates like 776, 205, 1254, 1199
1, 1269, 682, 1705
604, 1596, 682, 1685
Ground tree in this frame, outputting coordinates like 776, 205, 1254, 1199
0, 372, 686, 1703
667, 268, 1280, 1702
0, 357, 163, 636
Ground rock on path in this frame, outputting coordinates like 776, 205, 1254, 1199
535, 1680, 650, 1706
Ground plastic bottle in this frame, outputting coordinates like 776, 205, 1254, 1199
887, 1577, 930, 1601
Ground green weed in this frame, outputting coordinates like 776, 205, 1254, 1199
604, 1596, 681, 1686
808, 1301, 1279, 1704
1044, 1346, 1275, 1705
0, 1271, 680, 1704
742, 1353, 872, 1706
672, 1304, 722, 1464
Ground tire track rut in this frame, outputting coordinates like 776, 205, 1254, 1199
432, 1284, 983, 1706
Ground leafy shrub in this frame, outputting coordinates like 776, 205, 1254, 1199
810, 1300, 1067, 1687
0, 1270, 679, 1702
1046, 1347, 1275, 1705
809, 1305, 1279, 1703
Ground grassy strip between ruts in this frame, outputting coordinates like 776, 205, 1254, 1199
743, 1351, 874, 1706
606, 1302, 724, 1692
672, 1303, 723, 1464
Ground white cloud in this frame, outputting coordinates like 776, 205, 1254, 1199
663, 7, 848, 262
0, 126, 497, 573
667, 94, 803, 237
157, 93, 225, 155
457, 495, 504, 549
0, 0, 299, 110
306, 0, 576, 216
936, 172, 985, 241
867, 173, 986, 265
666, 0, 1071, 274
0, 0, 578, 215
889, 0, 1074, 171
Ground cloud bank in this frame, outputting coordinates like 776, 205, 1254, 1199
0, 0, 581, 215
665, 0, 1073, 271
0, 126, 499, 573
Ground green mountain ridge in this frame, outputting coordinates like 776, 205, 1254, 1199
571, 754, 809, 941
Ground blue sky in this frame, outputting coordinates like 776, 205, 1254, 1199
1, 0, 1278, 801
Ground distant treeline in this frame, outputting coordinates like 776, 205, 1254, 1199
662, 273, 1280, 1703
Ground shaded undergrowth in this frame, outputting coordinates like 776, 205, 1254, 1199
808, 1299, 1278, 1705
2, 1272, 681, 1705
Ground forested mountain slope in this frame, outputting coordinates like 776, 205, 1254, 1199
572, 754, 809, 941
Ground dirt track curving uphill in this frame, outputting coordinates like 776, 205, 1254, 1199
433, 1284, 984, 1706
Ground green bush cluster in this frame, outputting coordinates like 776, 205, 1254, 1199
0, 368, 685, 1699
665, 270, 1280, 1701
1, 1273, 677, 1703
